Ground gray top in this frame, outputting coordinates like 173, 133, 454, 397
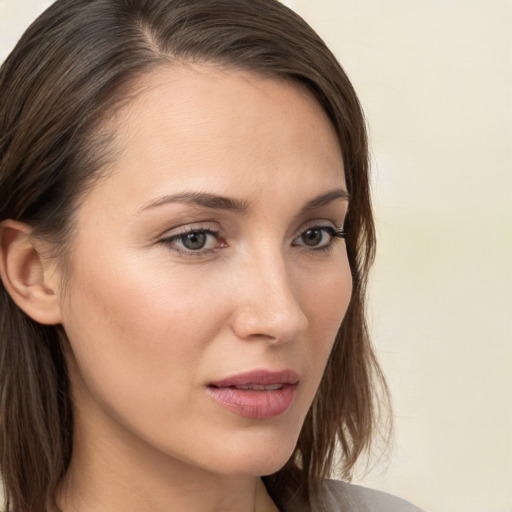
283, 480, 425, 512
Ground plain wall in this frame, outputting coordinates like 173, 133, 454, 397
286, 1, 511, 511
1, 1, 511, 511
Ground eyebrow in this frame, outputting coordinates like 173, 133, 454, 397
299, 188, 350, 214
139, 188, 349, 214
140, 191, 250, 213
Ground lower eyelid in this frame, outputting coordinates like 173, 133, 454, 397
161, 229, 227, 255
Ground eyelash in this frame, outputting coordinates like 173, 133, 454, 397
160, 226, 224, 256
160, 224, 346, 256
292, 225, 345, 253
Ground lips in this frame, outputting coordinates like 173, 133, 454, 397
209, 369, 299, 388
206, 369, 299, 419
228, 383, 283, 390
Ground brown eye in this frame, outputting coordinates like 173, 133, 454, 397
301, 228, 324, 247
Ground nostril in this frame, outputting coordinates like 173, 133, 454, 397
230, 300, 308, 343
229, 260, 308, 341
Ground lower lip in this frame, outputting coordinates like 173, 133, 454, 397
206, 384, 297, 419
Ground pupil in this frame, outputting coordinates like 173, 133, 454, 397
183, 232, 207, 250
303, 228, 322, 246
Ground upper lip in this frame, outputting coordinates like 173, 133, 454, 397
208, 369, 299, 388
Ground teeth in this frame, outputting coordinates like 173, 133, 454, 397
234, 384, 283, 391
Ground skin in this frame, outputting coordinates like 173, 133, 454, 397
51, 64, 352, 512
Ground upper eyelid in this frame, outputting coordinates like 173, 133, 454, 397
293, 225, 345, 242
167, 226, 218, 236
158, 219, 344, 243
294, 219, 342, 235
158, 222, 220, 239
161, 227, 341, 256
160, 228, 222, 255
166, 228, 219, 240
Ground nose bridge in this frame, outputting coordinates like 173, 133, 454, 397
231, 242, 308, 342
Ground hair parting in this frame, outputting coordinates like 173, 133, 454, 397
0, 1, 390, 510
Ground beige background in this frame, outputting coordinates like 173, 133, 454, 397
1, 1, 511, 511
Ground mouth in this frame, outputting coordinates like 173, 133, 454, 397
208, 369, 299, 388
216, 383, 285, 391
206, 369, 299, 419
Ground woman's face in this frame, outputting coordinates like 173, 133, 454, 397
58, 64, 352, 478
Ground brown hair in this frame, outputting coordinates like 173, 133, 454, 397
0, 1, 389, 510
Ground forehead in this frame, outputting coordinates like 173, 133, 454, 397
81, 63, 345, 216
118, 63, 338, 142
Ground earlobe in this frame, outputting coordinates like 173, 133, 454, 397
0, 220, 63, 325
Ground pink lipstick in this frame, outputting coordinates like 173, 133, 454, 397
206, 369, 299, 419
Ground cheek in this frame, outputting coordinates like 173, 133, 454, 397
56, 235, 352, 475
59, 249, 226, 421
296, 254, 353, 394
304, 256, 352, 339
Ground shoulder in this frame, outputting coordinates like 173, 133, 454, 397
314, 480, 425, 512
283, 479, 424, 512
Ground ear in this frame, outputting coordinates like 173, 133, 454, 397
0, 220, 63, 325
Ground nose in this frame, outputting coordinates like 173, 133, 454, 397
230, 250, 309, 343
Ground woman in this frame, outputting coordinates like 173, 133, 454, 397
0, 1, 423, 511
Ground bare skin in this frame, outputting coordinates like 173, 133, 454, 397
1, 64, 351, 512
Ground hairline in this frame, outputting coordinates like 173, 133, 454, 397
51, 57, 341, 279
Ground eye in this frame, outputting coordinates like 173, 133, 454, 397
293, 225, 345, 250
161, 228, 224, 254
178, 231, 211, 250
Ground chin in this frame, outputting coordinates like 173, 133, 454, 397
208, 429, 299, 478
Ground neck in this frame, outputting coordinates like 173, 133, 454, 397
57, 402, 278, 512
